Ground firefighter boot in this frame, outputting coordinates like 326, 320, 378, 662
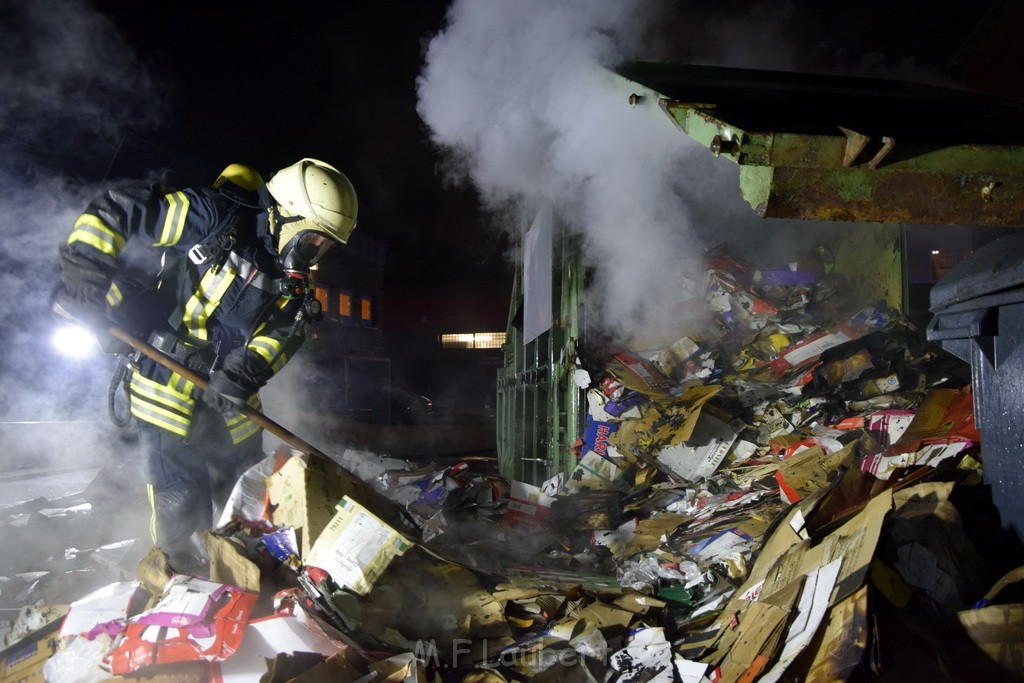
150, 487, 211, 576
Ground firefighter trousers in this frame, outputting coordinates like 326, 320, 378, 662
138, 402, 262, 560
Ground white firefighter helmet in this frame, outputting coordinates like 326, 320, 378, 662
266, 158, 358, 250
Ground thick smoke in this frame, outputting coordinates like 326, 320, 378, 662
0, 0, 162, 461
416, 0, 706, 345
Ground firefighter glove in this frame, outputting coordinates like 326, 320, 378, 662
203, 370, 252, 417
52, 284, 132, 356
52, 284, 103, 325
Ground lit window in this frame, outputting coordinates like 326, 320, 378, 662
360, 296, 375, 327
931, 251, 956, 281
440, 332, 507, 349
338, 291, 353, 323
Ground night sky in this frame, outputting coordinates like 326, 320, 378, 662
3, 0, 1023, 367
85, 1, 506, 286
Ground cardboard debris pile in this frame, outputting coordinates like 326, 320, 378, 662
7, 247, 1024, 682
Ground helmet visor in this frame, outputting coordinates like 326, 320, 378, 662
290, 230, 334, 267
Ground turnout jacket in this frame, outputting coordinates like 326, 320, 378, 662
61, 178, 306, 442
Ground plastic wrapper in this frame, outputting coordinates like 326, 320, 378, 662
104, 576, 258, 675
617, 556, 692, 593
43, 633, 116, 683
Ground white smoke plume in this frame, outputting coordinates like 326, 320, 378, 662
0, 0, 170, 600
416, 0, 707, 346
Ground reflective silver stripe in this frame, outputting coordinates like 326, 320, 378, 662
229, 417, 261, 443
130, 401, 190, 437
105, 282, 123, 308
155, 191, 190, 246
226, 396, 262, 443
170, 373, 195, 396
130, 372, 194, 414
227, 252, 276, 292
249, 337, 288, 372
129, 370, 194, 435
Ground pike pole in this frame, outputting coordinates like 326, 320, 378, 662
106, 325, 325, 457
102, 322, 416, 532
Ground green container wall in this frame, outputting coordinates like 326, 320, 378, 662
496, 218, 584, 485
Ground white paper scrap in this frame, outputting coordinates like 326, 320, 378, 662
609, 627, 674, 683
60, 581, 139, 637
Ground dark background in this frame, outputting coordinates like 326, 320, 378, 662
87, 1, 509, 287
73, 0, 1024, 290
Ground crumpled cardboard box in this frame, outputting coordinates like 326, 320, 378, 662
305, 497, 412, 596
265, 454, 365, 560
359, 549, 509, 658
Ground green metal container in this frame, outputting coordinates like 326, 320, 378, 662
496, 211, 904, 486
496, 60, 1024, 485
496, 211, 584, 485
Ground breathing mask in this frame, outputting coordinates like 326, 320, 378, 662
277, 223, 335, 299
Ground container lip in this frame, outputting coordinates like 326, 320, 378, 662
930, 285, 1024, 315
929, 232, 1024, 311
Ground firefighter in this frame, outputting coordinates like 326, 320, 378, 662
53, 158, 358, 571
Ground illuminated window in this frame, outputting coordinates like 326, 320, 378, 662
360, 296, 375, 328
338, 291, 353, 323
440, 332, 507, 349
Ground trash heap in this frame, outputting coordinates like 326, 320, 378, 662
7, 245, 1024, 682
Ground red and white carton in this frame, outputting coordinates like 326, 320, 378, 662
502, 480, 556, 529
105, 576, 258, 675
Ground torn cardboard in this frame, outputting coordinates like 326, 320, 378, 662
266, 454, 365, 559
654, 412, 738, 483
306, 496, 411, 596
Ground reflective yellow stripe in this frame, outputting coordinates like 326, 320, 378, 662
249, 299, 289, 338
183, 266, 236, 340
225, 395, 262, 443
171, 373, 195, 397
68, 214, 125, 256
229, 417, 261, 443
130, 402, 190, 436
105, 282, 123, 308
156, 191, 190, 246
130, 372, 194, 412
147, 484, 157, 545
249, 337, 287, 372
